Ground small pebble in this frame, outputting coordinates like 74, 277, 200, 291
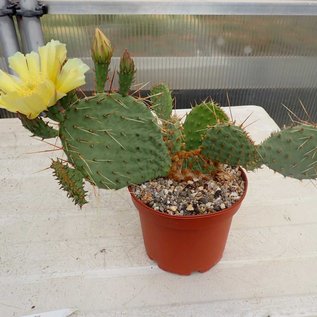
186, 204, 194, 211
169, 206, 177, 212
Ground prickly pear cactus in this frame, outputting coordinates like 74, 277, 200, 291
201, 123, 261, 169
150, 83, 173, 121
183, 101, 229, 150
259, 124, 317, 180
59, 93, 171, 190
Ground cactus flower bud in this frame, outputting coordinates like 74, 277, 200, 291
91, 28, 113, 64
91, 28, 113, 93
119, 49, 135, 74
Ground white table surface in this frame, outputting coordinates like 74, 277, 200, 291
1, 106, 317, 317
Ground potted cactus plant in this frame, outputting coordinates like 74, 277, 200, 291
1, 29, 317, 275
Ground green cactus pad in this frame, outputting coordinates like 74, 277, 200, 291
201, 123, 260, 169
46, 104, 65, 122
51, 159, 87, 207
18, 114, 58, 139
150, 84, 173, 120
59, 93, 171, 189
183, 101, 229, 150
259, 124, 317, 180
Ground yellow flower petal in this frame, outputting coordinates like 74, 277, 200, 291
8, 52, 31, 82
39, 40, 67, 83
0, 70, 21, 93
56, 58, 89, 94
26, 52, 41, 79
0, 80, 56, 119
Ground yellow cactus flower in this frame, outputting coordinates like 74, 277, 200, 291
0, 40, 89, 119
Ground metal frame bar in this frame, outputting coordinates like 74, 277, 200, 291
17, 0, 44, 52
0, 0, 20, 71
42, 0, 317, 16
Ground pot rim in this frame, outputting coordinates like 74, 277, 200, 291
128, 167, 248, 220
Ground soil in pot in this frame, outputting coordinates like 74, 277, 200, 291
129, 166, 247, 275
131, 165, 245, 216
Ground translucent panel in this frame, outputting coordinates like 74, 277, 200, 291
2, 14, 317, 123
41, 15, 317, 89
39, 14, 317, 125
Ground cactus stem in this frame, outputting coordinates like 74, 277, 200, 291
97, 170, 116, 186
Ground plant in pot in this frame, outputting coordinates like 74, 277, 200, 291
1, 29, 317, 275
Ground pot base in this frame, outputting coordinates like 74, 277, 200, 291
129, 169, 248, 275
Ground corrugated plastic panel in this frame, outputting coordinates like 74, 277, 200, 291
1, 14, 317, 123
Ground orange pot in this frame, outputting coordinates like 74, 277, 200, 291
129, 169, 248, 275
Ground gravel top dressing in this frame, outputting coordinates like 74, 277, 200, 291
131, 166, 245, 216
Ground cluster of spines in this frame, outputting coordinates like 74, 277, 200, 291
50, 159, 87, 207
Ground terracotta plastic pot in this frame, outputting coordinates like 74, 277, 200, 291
129, 169, 248, 275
